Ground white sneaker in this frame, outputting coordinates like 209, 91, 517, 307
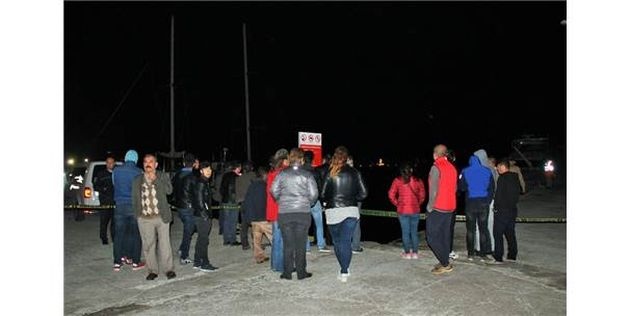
337, 273, 349, 283
449, 251, 459, 260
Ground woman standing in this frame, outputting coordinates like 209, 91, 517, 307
270, 148, 319, 280
388, 163, 426, 259
321, 146, 368, 282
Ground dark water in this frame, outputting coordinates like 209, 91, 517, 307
344, 165, 466, 244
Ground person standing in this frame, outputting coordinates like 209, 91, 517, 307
132, 153, 176, 280
321, 146, 368, 282
111, 149, 144, 272
303, 151, 330, 253
266, 149, 290, 272
473, 149, 498, 255
388, 162, 426, 259
171, 152, 197, 265
94, 154, 116, 245
242, 166, 272, 264
347, 155, 364, 254
271, 148, 319, 280
426, 144, 458, 275
220, 162, 242, 246
459, 154, 494, 261
509, 159, 527, 194
236, 160, 256, 250
190, 161, 219, 272
490, 160, 522, 264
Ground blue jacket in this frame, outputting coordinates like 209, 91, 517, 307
112, 161, 142, 206
459, 155, 494, 201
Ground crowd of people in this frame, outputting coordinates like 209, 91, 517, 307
91, 144, 523, 281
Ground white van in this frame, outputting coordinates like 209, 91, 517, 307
68, 161, 123, 206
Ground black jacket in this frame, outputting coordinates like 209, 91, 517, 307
494, 172, 521, 212
220, 171, 239, 204
241, 179, 267, 222
94, 169, 114, 205
191, 175, 212, 220
171, 168, 195, 208
321, 165, 368, 209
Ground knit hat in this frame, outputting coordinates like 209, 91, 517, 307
273, 148, 288, 161
124, 150, 139, 163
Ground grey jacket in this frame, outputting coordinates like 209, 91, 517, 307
132, 171, 174, 223
270, 164, 318, 214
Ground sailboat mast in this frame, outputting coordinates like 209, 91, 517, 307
243, 22, 252, 162
170, 15, 176, 156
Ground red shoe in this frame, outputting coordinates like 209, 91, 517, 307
121, 257, 133, 265
113, 263, 122, 272
132, 262, 146, 271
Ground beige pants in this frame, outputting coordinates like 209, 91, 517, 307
251, 221, 273, 263
138, 216, 174, 275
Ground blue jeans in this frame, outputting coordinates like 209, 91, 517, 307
177, 208, 195, 259
398, 213, 420, 253
328, 217, 358, 274
113, 204, 141, 264
306, 201, 325, 251
221, 204, 239, 243
271, 221, 284, 272
351, 219, 362, 251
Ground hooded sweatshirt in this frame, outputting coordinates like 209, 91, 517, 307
473, 149, 498, 185
459, 155, 494, 201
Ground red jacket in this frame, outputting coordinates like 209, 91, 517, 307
265, 166, 285, 221
388, 176, 426, 215
431, 157, 457, 212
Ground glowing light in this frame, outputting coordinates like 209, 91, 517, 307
67, 158, 75, 165
376, 158, 385, 167
544, 160, 555, 172
84, 158, 89, 163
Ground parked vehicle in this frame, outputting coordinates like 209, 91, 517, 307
66, 161, 122, 206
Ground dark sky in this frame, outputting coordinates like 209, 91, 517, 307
64, 1, 566, 166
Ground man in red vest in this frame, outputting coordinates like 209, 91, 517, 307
426, 144, 458, 275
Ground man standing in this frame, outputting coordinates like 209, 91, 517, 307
112, 150, 144, 272
236, 161, 256, 250
490, 160, 522, 264
171, 153, 197, 265
303, 151, 330, 253
220, 162, 242, 246
426, 144, 458, 275
95, 154, 116, 245
133, 153, 176, 280
459, 154, 494, 261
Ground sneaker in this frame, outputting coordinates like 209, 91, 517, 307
121, 257, 132, 265
410, 252, 419, 260
479, 255, 494, 263
431, 264, 454, 275
352, 248, 363, 254
193, 262, 202, 269
146, 273, 158, 280
337, 273, 349, 283
297, 272, 313, 280
180, 257, 193, 265
485, 258, 504, 265
467, 255, 474, 261
318, 246, 331, 253
166, 271, 176, 279
449, 251, 459, 260
132, 262, 146, 271
401, 252, 411, 259
113, 263, 122, 272
199, 264, 218, 272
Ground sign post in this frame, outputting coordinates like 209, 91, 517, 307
298, 132, 322, 166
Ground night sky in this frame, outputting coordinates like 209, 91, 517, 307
64, 1, 566, 166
